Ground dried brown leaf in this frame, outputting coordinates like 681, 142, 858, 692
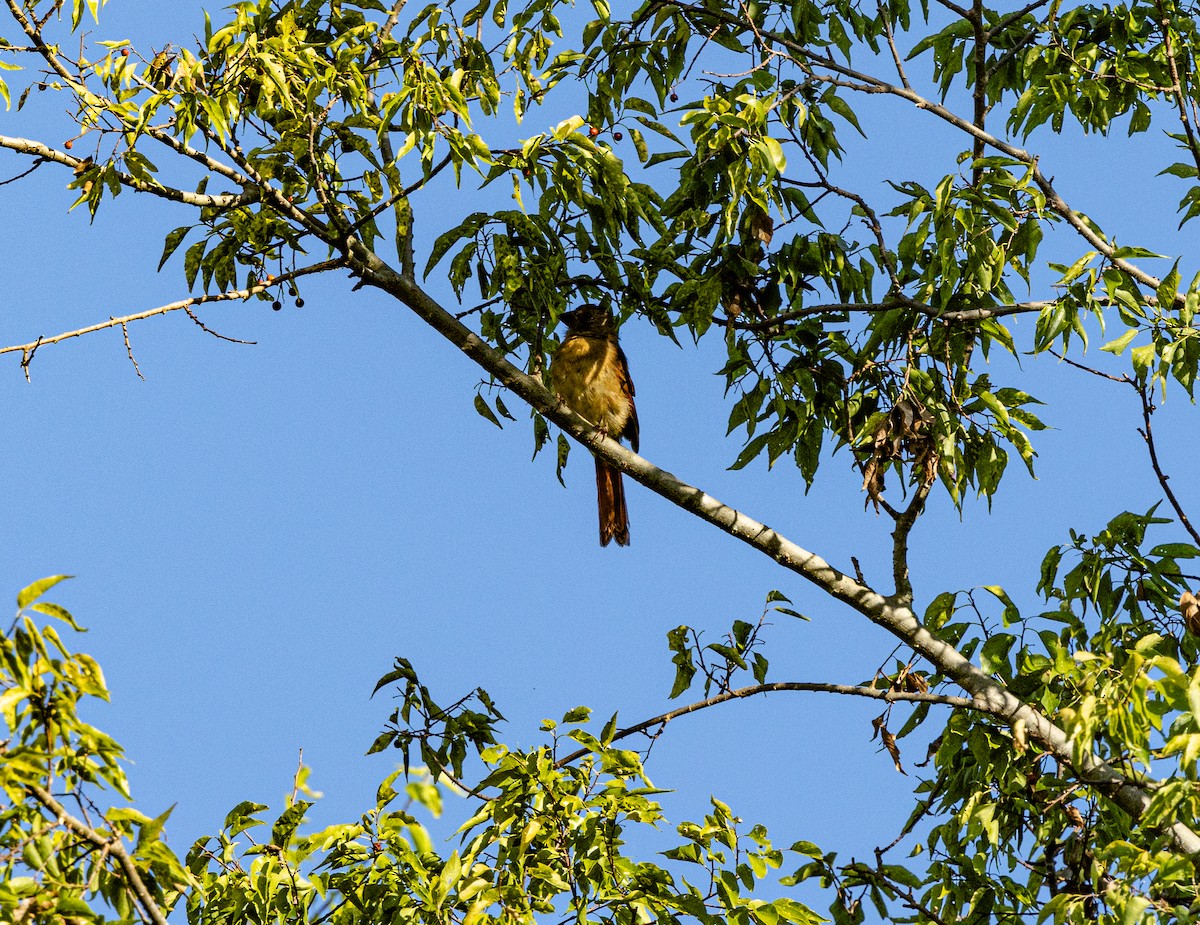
871, 713, 907, 775
1181, 591, 1200, 636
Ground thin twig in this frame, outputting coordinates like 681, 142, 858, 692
1136, 385, 1200, 547
1048, 348, 1200, 548
718, 297, 1052, 333
1156, 4, 1200, 177
119, 322, 144, 380
878, 0, 911, 89
1045, 348, 1127, 383
554, 681, 977, 767
1, 259, 346, 365
932, 0, 971, 18
0, 159, 45, 186
181, 303, 253, 344
986, 0, 1051, 40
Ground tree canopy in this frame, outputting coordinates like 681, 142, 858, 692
5, 0, 1200, 923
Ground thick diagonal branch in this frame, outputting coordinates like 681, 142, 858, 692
348, 240, 1200, 856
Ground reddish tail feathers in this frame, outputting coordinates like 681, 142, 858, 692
595, 457, 630, 547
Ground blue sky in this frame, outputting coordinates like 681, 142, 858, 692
2, 0, 1198, 912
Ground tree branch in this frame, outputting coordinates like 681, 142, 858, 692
347, 240, 1200, 856
891, 479, 933, 605
0, 259, 345, 368
720, 297, 1053, 333
969, 0, 988, 182
878, 0, 911, 90
554, 681, 976, 767
145, 126, 251, 189
986, 0, 1052, 41
0, 134, 249, 207
1156, 4, 1200, 178
25, 783, 169, 925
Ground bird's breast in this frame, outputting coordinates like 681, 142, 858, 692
551, 335, 633, 439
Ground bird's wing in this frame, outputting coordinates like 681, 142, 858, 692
616, 342, 639, 453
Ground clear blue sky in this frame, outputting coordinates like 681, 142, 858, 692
1, 0, 1196, 909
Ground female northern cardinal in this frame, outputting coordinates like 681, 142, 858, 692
550, 305, 639, 547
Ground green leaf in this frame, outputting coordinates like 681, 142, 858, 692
17, 575, 73, 609
1100, 328, 1138, 355
474, 393, 503, 428
600, 711, 619, 745
758, 136, 786, 172
1149, 543, 1200, 558
630, 127, 649, 163
980, 633, 1015, 675
1130, 343, 1157, 380
494, 395, 516, 421
632, 116, 684, 146
223, 801, 268, 835
271, 800, 312, 847
729, 432, 771, 470
981, 585, 1020, 625
1157, 261, 1181, 308
1159, 163, 1198, 179
28, 601, 85, 631
134, 803, 176, 851
183, 239, 205, 290
157, 226, 192, 272
555, 434, 570, 487
823, 94, 865, 137
562, 705, 591, 723
373, 658, 417, 696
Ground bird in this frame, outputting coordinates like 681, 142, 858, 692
550, 304, 639, 547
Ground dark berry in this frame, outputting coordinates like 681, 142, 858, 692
613, 132, 623, 141
670, 92, 678, 102
295, 298, 305, 308
272, 300, 282, 311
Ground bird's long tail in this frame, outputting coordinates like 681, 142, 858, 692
595, 457, 630, 547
